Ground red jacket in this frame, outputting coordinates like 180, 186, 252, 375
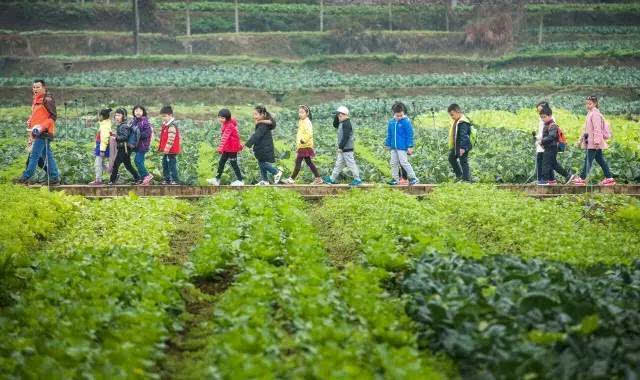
158, 119, 181, 154
218, 118, 243, 153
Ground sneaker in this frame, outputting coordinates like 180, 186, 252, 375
13, 177, 28, 184
572, 178, 587, 186
89, 180, 102, 186
398, 179, 409, 186
409, 178, 419, 186
566, 174, 578, 185
207, 177, 220, 186
537, 180, 548, 186
273, 170, 283, 184
547, 180, 558, 186
350, 179, 362, 186
141, 174, 153, 186
162, 180, 171, 185
107, 181, 117, 186
257, 180, 270, 186
312, 177, 324, 185
323, 176, 335, 185
599, 178, 616, 186
282, 177, 295, 184
230, 180, 244, 186
170, 181, 179, 186
387, 179, 399, 186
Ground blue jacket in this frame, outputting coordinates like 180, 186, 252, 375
385, 116, 414, 150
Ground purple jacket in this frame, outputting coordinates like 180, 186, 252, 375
133, 116, 153, 153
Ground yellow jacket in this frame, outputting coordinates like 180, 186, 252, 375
98, 119, 112, 152
296, 118, 314, 149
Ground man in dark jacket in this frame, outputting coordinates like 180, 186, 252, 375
447, 103, 473, 182
323, 106, 362, 186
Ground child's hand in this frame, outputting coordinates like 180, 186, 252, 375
459, 148, 465, 156
407, 148, 414, 155
99, 151, 106, 157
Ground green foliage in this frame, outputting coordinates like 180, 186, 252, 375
0, 185, 79, 306
3, 65, 637, 90
0, 189, 192, 378
183, 188, 450, 379
403, 252, 640, 379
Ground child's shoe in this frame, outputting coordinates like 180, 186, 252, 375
89, 179, 102, 186
323, 176, 335, 185
350, 179, 362, 186
282, 177, 295, 184
312, 177, 324, 185
599, 178, 616, 186
409, 178, 419, 186
230, 180, 244, 186
572, 178, 587, 186
207, 177, 220, 186
170, 181, 179, 186
257, 180, 270, 186
141, 174, 153, 186
273, 170, 283, 184
387, 179, 399, 185
537, 180, 548, 186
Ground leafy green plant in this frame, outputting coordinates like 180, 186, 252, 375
403, 252, 640, 380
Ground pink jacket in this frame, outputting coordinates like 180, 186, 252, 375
581, 108, 608, 150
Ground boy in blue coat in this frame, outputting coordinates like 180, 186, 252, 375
385, 102, 419, 185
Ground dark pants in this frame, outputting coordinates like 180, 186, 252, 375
580, 149, 612, 179
216, 152, 243, 180
538, 151, 571, 182
541, 147, 571, 182
291, 156, 320, 179
448, 149, 470, 181
258, 161, 279, 182
162, 154, 179, 182
110, 147, 139, 183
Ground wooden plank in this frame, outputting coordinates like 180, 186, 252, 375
27, 184, 640, 199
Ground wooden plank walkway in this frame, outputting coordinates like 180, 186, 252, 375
29, 184, 640, 199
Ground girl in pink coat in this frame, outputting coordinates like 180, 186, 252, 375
572, 96, 615, 186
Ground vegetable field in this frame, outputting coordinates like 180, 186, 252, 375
2, 1, 640, 378
1, 184, 639, 379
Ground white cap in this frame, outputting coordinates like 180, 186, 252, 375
336, 106, 349, 115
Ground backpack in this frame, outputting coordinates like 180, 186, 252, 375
557, 125, 567, 152
602, 117, 612, 140
127, 122, 141, 148
469, 125, 478, 147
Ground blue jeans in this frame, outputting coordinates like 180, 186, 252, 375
258, 161, 278, 181
22, 138, 59, 179
134, 151, 149, 178
580, 149, 612, 179
162, 154, 179, 182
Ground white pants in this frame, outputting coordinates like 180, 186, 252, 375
95, 155, 107, 180
390, 149, 417, 181
330, 151, 360, 181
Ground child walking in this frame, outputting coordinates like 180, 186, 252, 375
245, 105, 282, 185
208, 108, 244, 186
109, 108, 140, 185
283, 105, 323, 185
572, 96, 616, 186
536, 104, 575, 185
385, 102, 418, 185
323, 106, 362, 186
447, 104, 473, 182
89, 108, 112, 185
158, 105, 181, 185
132, 105, 154, 186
